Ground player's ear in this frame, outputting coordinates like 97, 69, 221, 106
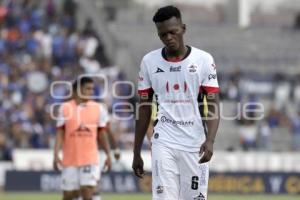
182, 24, 186, 33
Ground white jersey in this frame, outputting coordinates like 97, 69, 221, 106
138, 46, 219, 152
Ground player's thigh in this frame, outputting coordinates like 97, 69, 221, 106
61, 166, 80, 191
79, 164, 101, 187
63, 190, 79, 200
178, 151, 209, 200
152, 144, 180, 200
80, 185, 95, 199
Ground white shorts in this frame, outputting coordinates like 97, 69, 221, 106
61, 164, 101, 191
152, 143, 209, 200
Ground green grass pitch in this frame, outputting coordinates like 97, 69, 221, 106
0, 193, 299, 200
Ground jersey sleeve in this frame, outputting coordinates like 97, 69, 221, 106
200, 54, 220, 94
138, 58, 153, 96
56, 104, 65, 128
98, 103, 109, 128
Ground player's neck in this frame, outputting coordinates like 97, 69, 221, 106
74, 96, 88, 105
165, 44, 187, 60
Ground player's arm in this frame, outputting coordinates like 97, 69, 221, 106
107, 122, 118, 149
106, 122, 120, 160
134, 92, 153, 155
198, 93, 220, 143
133, 57, 153, 178
133, 91, 153, 178
53, 105, 65, 171
97, 104, 112, 171
199, 93, 220, 163
205, 93, 220, 143
53, 128, 64, 171
199, 54, 220, 163
97, 129, 112, 171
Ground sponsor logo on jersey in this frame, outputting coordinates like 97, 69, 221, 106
71, 123, 92, 137
163, 99, 192, 104
155, 67, 165, 73
160, 116, 194, 126
170, 65, 181, 72
138, 76, 144, 81
76, 123, 91, 132
208, 74, 217, 80
189, 65, 198, 73
194, 192, 205, 200
154, 133, 159, 139
211, 63, 216, 70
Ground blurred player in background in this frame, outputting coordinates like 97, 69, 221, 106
53, 77, 112, 200
132, 5, 220, 200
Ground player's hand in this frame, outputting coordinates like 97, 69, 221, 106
113, 149, 121, 160
103, 155, 112, 172
132, 154, 145, 178
199, 139, 214, 163
53, 155, 62, 171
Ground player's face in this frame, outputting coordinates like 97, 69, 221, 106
155, 17, 185, 52
80, 82, 94, 100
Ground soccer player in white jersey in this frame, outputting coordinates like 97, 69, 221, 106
132, 5, 220, 200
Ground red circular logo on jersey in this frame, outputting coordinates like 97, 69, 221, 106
173, 84, 180, 90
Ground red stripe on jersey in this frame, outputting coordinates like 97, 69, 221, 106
199, 86, 219, 94
98, 127, 107, 132
138, 88, 153, 95
56, 126, 65, 131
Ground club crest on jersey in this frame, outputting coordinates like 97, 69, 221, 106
155, 67, 165, 73
189, 65, 197, 73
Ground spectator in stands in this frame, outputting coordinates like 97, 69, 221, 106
294, 12, 300, 30
63, 0, 77, 22
0, 0, 116, 153
226, 68, 242, 101
246, 93, 259, 119
293, 74, 300, 107
273, 74, 291, 110
266, 104, 281, 129
0, 127, 12, 161
82, 18, 111, 66
238, 120, 257, 151
289, 110, 300, 151
256, 119, 271, 151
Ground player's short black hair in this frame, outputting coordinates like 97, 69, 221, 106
72, 76, 94, 91
152, 5, 181, 23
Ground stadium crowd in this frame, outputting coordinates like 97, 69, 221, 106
0, 0, 134, 161
220, 70, 300, 151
